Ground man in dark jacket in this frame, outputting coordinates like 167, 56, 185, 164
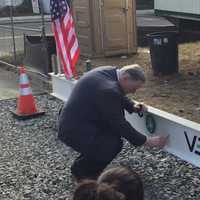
58, 65, 168, 180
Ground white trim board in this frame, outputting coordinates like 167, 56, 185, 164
50, 73, 200, 167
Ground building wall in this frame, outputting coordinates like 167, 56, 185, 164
155, 0, 200, 15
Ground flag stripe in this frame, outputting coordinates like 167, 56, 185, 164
70, 37, 79, 59
64, 17, 72, 39
55, 20, 72, 77
60, 20, 74, 73
68, 26, 74, 41
53, 21, 70, 77
72, 47, 80, 68
56, 20, 71, 73
68, 35, 75, 50
64, 12, 71, 28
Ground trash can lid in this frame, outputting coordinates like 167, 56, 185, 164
146, 31, 179, 38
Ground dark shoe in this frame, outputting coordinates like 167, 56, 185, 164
71, 154, 108, 182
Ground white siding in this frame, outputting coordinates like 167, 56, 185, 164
155, 0, 200, 15
0, 0, 23, 7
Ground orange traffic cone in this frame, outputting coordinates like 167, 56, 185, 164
11, 65, 45, 120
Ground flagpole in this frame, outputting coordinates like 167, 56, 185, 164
38, 0, 46, 37
10, 0, 17, 66
56, 44, 62, 75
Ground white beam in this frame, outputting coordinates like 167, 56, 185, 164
50, 73, 200, 167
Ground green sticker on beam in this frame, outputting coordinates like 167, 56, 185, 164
146, 114, 156, 134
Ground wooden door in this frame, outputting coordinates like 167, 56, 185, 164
100, 0, 137, 56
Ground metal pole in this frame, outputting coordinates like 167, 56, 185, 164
39, 0, 46, 37
10, 0, 17, 66
56, 44, 62, 74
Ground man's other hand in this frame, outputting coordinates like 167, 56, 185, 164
144, 135, 169, 149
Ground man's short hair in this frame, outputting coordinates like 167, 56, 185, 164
120, 64, 146, 83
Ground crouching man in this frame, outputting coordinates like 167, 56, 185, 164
58, 65, 168, 181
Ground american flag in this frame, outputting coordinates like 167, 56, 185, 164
50, 0, 80, 78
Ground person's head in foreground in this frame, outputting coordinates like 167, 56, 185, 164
73, 166, 144, 200
118, 64, 146, 94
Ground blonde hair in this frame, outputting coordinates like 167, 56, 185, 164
120, 64, 146, 83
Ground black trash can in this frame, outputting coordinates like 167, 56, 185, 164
23, 35, 56, 76
147, 31, 179, 75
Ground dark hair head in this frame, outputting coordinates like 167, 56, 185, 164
97, 166, 144, 200
73, 180, 125, 200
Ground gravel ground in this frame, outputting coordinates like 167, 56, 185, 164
1, 94, 200, 200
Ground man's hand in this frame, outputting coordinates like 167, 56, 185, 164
133, 102, 148, 113
144, 135, 169, 149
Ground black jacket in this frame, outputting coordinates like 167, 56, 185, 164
58, 66, 146, 153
